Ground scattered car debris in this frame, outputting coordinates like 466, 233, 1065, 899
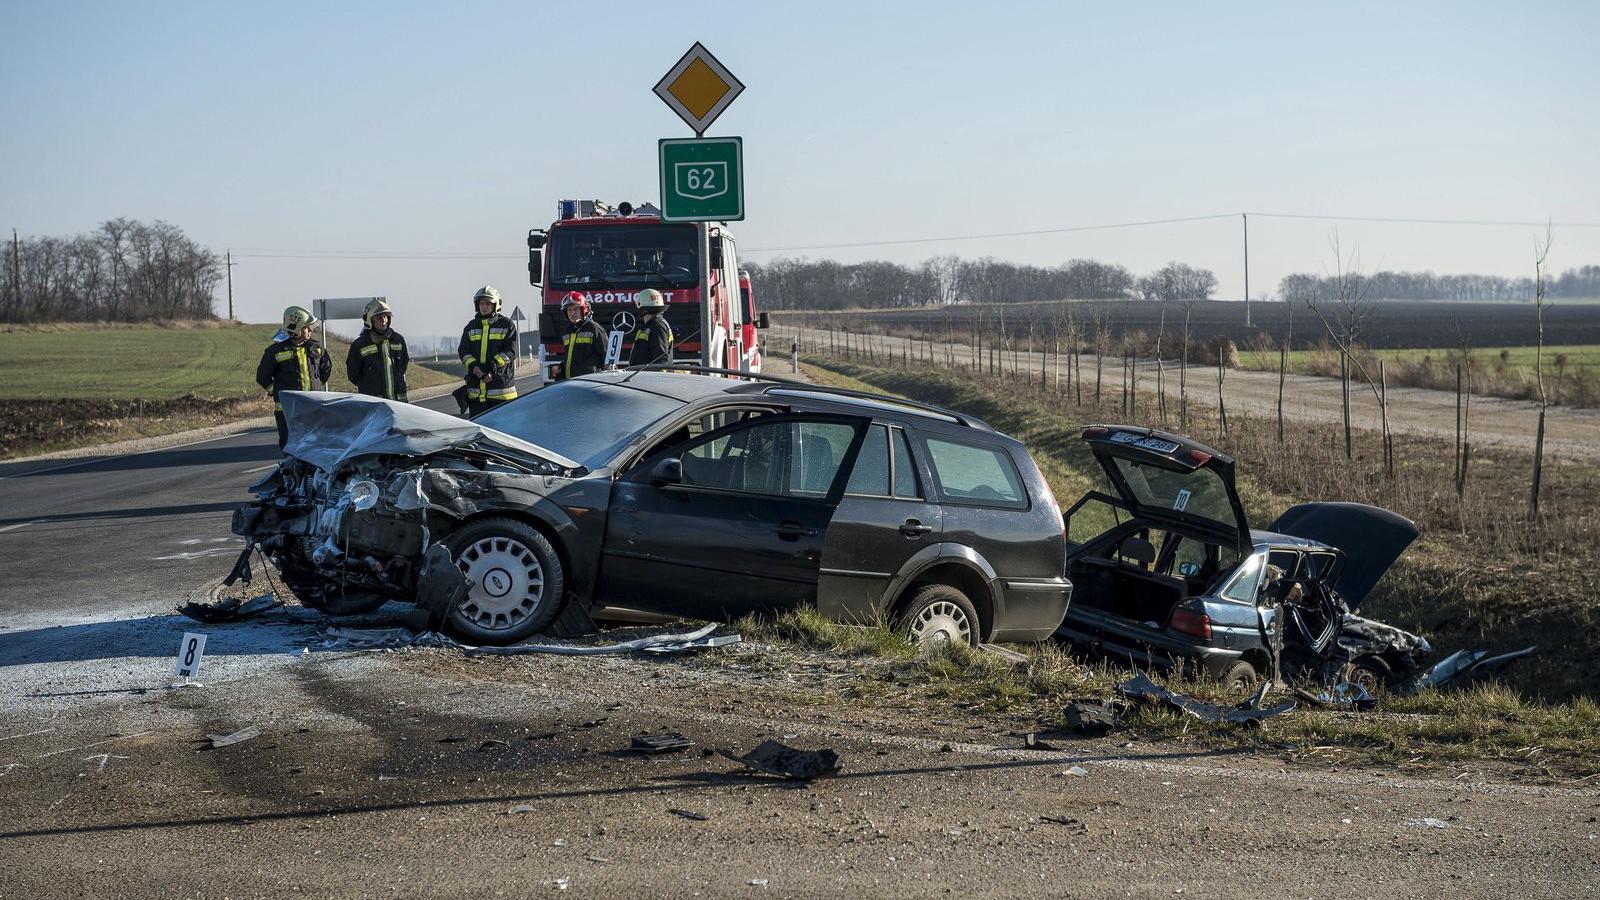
1397, 645, 1537, 694
464, 623, 725, 657
1117, 673, 1296, 726
1041, 816, 1089, 833
668, 808, 708, 821
178, 593, 282, 624
1022, 732, 1059, 751
477, 739, 510, 752
641, 633, 743, 654
632, 733, 693, 754
203, 726, 261, 749
508, 804, 536, 815
721, 740, 840, 781
1407, 817, 1451, 829
1064, 700, 1121, 734
749, 878, 770, 887
1060, 766, 1089, 777
1306, 682, 1376, 710
979, 644, 1029, 664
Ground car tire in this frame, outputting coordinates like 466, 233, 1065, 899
1217, 660, 1260, 694
897, 584, 981, 650
1343, 657, 1391, 695
444, 517, 566, 645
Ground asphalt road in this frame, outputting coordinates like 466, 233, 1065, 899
0, 378, 541, 620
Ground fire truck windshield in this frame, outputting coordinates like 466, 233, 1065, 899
548, 224, 698, 290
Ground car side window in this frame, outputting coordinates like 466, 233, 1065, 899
677, 418, 860, 499
891, 427, 922, 499
845, 425, 891, 496
1220, 552, 1265, 602
923, 436, 1026, 507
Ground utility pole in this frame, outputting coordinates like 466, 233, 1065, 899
10, 229, 20, 314
1242, 213, 1251, 328
225, 248, 236, 321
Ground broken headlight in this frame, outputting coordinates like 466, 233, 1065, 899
346, 478, 380, 511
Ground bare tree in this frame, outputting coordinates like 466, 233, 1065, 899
1180, 303, 1192, 430
1306, 233, 1380, 461
1530, 225, 1553, 519
1276, 301, 1292, 443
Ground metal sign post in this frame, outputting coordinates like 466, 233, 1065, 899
313, 297, 385, 349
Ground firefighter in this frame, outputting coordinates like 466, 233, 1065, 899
346, 298, 410, 402
555, 291, 609, 380
456, 284, 518, 416
627, 288, 674, 367
256, 305, 333, 448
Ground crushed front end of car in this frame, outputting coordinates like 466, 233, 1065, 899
228, 391, 589, 635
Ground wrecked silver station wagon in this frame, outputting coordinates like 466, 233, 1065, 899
1055, 425, 1432, 693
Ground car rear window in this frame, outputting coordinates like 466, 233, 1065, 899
923, 436, 1026, 508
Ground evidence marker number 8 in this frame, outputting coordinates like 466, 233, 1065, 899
175, 631, 207, 679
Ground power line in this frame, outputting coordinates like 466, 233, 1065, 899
1248, 213, 1600, 228
742, 214, 1239, 253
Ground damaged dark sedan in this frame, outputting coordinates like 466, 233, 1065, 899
231, 371, 1073, 647
1055, 425, 1431, 692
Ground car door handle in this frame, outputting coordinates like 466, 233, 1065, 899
899, 519, 934, 538
775, 520, 818, 539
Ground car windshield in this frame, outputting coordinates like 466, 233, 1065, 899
474, 380, 686, 468
1109, 457, 1238, 532
549, 224, 698, 290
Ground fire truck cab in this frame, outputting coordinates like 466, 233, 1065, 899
527, 200, 768, 381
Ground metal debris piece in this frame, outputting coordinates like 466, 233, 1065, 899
465, 623, 721, 657
178, 593, 282, 624
1064, 700, 1121, 734
1061, 766, 1089, 777
1318, 682, 1376, 710
1407, 817, 1450, 829
1116, 673, 1295, 726
508, 804, 536, 814
641, 633, 743, 654
1041, 816, 1089, 833
1398, 645, 1537, 694
632, 733, 693, 754
204, 726, 261, 749
668, 808, 708, 821
720, 740, 840, 780
979, 643, 1029, 664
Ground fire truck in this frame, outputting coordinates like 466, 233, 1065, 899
526, 200, 768, 380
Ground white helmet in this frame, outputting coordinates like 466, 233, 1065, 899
634, 288, 666, 311
283, 305, 320, 332
473, 284, 502, 314
362, 298, 393, 328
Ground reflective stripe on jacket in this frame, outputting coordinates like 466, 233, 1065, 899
256, 338, 332, 410
347, 328, 410, 401
558, 318, 610, 380
457, 313, 519, 403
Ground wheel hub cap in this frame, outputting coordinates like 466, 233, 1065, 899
911, 600, 971, 647
455, 537, 546, 631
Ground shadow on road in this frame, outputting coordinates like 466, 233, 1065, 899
0, 744, 1255, 841
0, 439, 278, 481
0, 612, 316, 668
0, 501, 242, 528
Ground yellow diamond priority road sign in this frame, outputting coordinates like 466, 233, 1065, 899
653, 42, 744, 136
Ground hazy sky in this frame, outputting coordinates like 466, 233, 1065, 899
3, 1, 1597, 340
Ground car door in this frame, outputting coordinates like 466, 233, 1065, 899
817, 423, 942, 624
598, 412, 871, 620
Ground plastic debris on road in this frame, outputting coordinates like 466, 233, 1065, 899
464, 623, 732, 657
632, 733, 694, 754
1116, 673, 1296, 726
177, 593, 282, 624
203, 726, 261, 749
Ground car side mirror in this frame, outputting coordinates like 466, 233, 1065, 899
647, 457, 683, 486
757, 312, 771, 329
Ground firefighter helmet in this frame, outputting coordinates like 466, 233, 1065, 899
362, 298, 393, 328
560, 291, 591, 317
634, 288, 666, 311
473, 284, 502, 314
283, 305, 320, 333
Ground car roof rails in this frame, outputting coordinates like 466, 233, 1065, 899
619, 364, 989, 429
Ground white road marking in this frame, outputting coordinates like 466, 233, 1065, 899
241, 463, 279, 474
154, 544, 243, 561
35, 730, 153, 759
0, 522, 33, 534
82, 753, 128, 773
0, 728, 55, 743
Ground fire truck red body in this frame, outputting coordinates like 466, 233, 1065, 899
527, 200, 766, 380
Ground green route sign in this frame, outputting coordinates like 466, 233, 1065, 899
658, 136, 744, 222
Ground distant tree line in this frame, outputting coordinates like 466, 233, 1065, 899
1, 219, 220, 323
1278, 265, 1600, 303
746, 256, 1217, 311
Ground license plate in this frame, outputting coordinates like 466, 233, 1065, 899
1133, 437, 1179, 454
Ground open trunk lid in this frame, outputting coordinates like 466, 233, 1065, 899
279, 391, 581, 473
1080, 425, 1251, 554
1267, 502, 1418, 608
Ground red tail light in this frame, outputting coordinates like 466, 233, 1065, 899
1186, 449, 1212, 466
1082, 426, 1109, 439
1168, 607, 1212, 640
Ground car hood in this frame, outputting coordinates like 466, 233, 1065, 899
279, 391, 580, 473
1267, 502, 1418, 608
